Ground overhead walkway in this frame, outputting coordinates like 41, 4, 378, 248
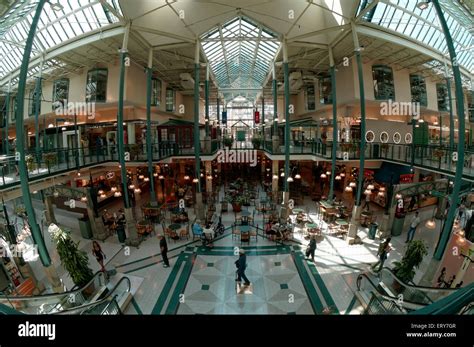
356, 267, 473, 314
0, 271, 132, 315
1, 140, 473, 192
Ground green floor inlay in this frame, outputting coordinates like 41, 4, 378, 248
165, 253, 195, 314
130, 297, 143, 315
292, 252, 325, 314
345, 295, 357, 315
306, 261, 339, 314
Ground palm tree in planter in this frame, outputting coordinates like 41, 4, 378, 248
48, 223, 94, 292
392, 240, 428, 292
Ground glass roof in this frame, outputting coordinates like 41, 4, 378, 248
358, 0, 473, 74
201, 16, 280, 101
0, 0, 122, 82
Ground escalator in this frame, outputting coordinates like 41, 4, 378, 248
0, 271, 132, 315
356, 267, 473, 314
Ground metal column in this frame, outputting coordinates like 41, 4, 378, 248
146, 48, 156, 203
14, 0, 51, 266
194, 42, 202, 194
283, 40, 290, 197
272, 66, 278, 136
351, 22, 366, 207
329, 47, 337, 203
432, 0, 465, 261
205, 64, 210, 137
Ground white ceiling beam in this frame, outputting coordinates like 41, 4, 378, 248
356, 23, 472, 78
131, 25, 195, 43
288, 24, 350, 42
0, 24, 125, 88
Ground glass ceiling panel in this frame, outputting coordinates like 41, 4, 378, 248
0, 0, 122, 83
201, 16, 280, 97
358, 0, 473, 74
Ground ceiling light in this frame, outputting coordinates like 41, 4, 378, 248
100, 193, 106, 199
159, 175, 164, 180
134, 188, 141, 193
295, 174, 301, 179
114, 191, 122, 197
345, 186, 353, 192
326, 171, 331, 175
61, 127, 66, 131
144, 177, 150, 182
349, 182, 356, 188
340, 173, 346, 177
367, 184, 374, 190
129, 184, 135, 189
335, 175, 341, 180
280, 172, 285, 177
98, 190, 104, 195
287, 177, 294, 182
48, 123, 54, 128
417, 1, 430, 10
192, 178, 199, 183
111, 187, 117, 192
184, 175, 190, 180
320, 173, 327, 179
425, 219, 436, 229
272, 174, 278, 180
81, 196, 88, 202
364, 189, 372, 195
138, 174, 144, 180
153, 173, 158, 177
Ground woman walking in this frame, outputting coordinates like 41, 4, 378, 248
371, 237, 391, 273
92, 241, 106, 273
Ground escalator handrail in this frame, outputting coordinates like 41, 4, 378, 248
0, 270, 107, 302
357, 273, 427, 309
380, 267, 458, 293
55, 276, 131, 315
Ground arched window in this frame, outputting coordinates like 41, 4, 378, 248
372, 65, 395, 100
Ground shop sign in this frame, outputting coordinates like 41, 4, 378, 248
400, 174, 414, 183
106, 171, 115, 180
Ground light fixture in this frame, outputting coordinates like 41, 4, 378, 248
48, 123, 54, 128
335, 175, 341, 180
114, 191, 122, 197
64, 121, 70, 126
192, 178, 199, 183
395, 193, 402, 199
207, 175, 212, 180
28, 131, 32, 135
416, 1, 430, 10
349, 182, 356, 188
100, 193, 106, 199
377, 191, 385, 197
61, 127, 66, 131
364, 189, 372, 195
418, 119, 424, 123
159, 175, 164, 180
33, 190, 37, 194
184, 175, 190, 180
111, 187, 117, 192
287, 177, 294, 182
320, 173, 327, 179
138, 174, 144, 180
49, 2, 64, 11
295, 173, 301, 179
153, 172, 158, 177
98, 190, 104, 195
266, 168, 270, 172
433, 121, 439, 126
379, 187, 386, 192
340, 173, 345, 177
134, 188, 141, 193
367, 184, 374, 190
326, 171, 331, 175
81, 196, 88, 202
77, 171, 81, 177
200, 173, 204, 177
129, 184, 135, 189
345, 186, 353, 192
272, 174, 278, 180
144, 177, 150, 182
280, 172, 285, 177
425, 219, 436, 229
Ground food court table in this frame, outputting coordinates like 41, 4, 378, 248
169, 223, 181, 231
306, 223, 321, 236
292, 208, 305, 214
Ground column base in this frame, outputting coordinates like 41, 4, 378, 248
124, 207, 141, 248
418, 258, 441, 287
195, 192, 205, 221
43, 265, 64, 293
347, 205, 363, 245
378, 213, 390, 239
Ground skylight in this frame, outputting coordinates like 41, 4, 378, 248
201, 16, 280, 101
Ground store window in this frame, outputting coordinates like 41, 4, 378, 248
86, 68, 108, 103
152, 78, 161, 106
409, 74, 427, 107
319, 76, 332, 104
372, 65, 395, 100
166, 88, 175, 112
52, 78, 69, 110
28, 88, 41, 117
305, 85, 316, 110
10, 96, 16, 121
436, 83, 448, 112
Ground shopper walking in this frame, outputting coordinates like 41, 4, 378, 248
92, 241, 106, 273
363, 192, 371, 211
371, 237, 392, 273
406, 211, 420, 243
305, 235, 317, 262
159, 235, 170, 268
235, 249, 250, 286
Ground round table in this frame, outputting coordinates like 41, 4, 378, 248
241, 210, 251, 217
169, 223, 181, 231
306, 223, 320, 237
293, 208, 305, 214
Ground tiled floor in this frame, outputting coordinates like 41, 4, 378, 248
9, 182, 445, 314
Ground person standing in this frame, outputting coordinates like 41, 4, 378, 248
92, 241, 106, 273
371, 237, 392, 273
406, 211, 420, 243
305, 235, 317, 262
159, 235, 170, 268
235, 249, 250, 286
363, 191, 371, 211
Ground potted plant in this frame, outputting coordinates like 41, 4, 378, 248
251, 136, 262, 149
392, 240, 428, 292
48, 223, 94, 292
223, 136, 233, 149
25, 154, 35, 172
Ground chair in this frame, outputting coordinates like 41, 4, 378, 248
232, 224, 241, 240
179, 227, 190, 240
235, 213, 242, 225
249, 227, 258, 242
240, 231, 250, 246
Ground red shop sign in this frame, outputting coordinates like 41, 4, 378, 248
400, 174, 414, 183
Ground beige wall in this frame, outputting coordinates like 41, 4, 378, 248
336, 64, 355, 104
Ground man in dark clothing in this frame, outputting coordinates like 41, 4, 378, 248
159, 235, 170, 268
235, 249, 250, 286
305, 236, 317, 261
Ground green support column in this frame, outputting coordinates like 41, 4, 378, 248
328, 48, 337, 203
4, 92, 10, 154
146, 50, 156, 203
262, 90, 265, 138
194, 42, 204, 220
33, 75, 42, 160
446, 77, 454, 150
74, 113, 79, 168
439, 114, 442, 147
118, 49, 130, 209
205, 68, 210, 137
411, 118, 415, 167
216, 95, 220, 124
432, 0, 465, 261
283, 42, 290, 198
272, 68, 278, 136
14, 0, 50, 266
